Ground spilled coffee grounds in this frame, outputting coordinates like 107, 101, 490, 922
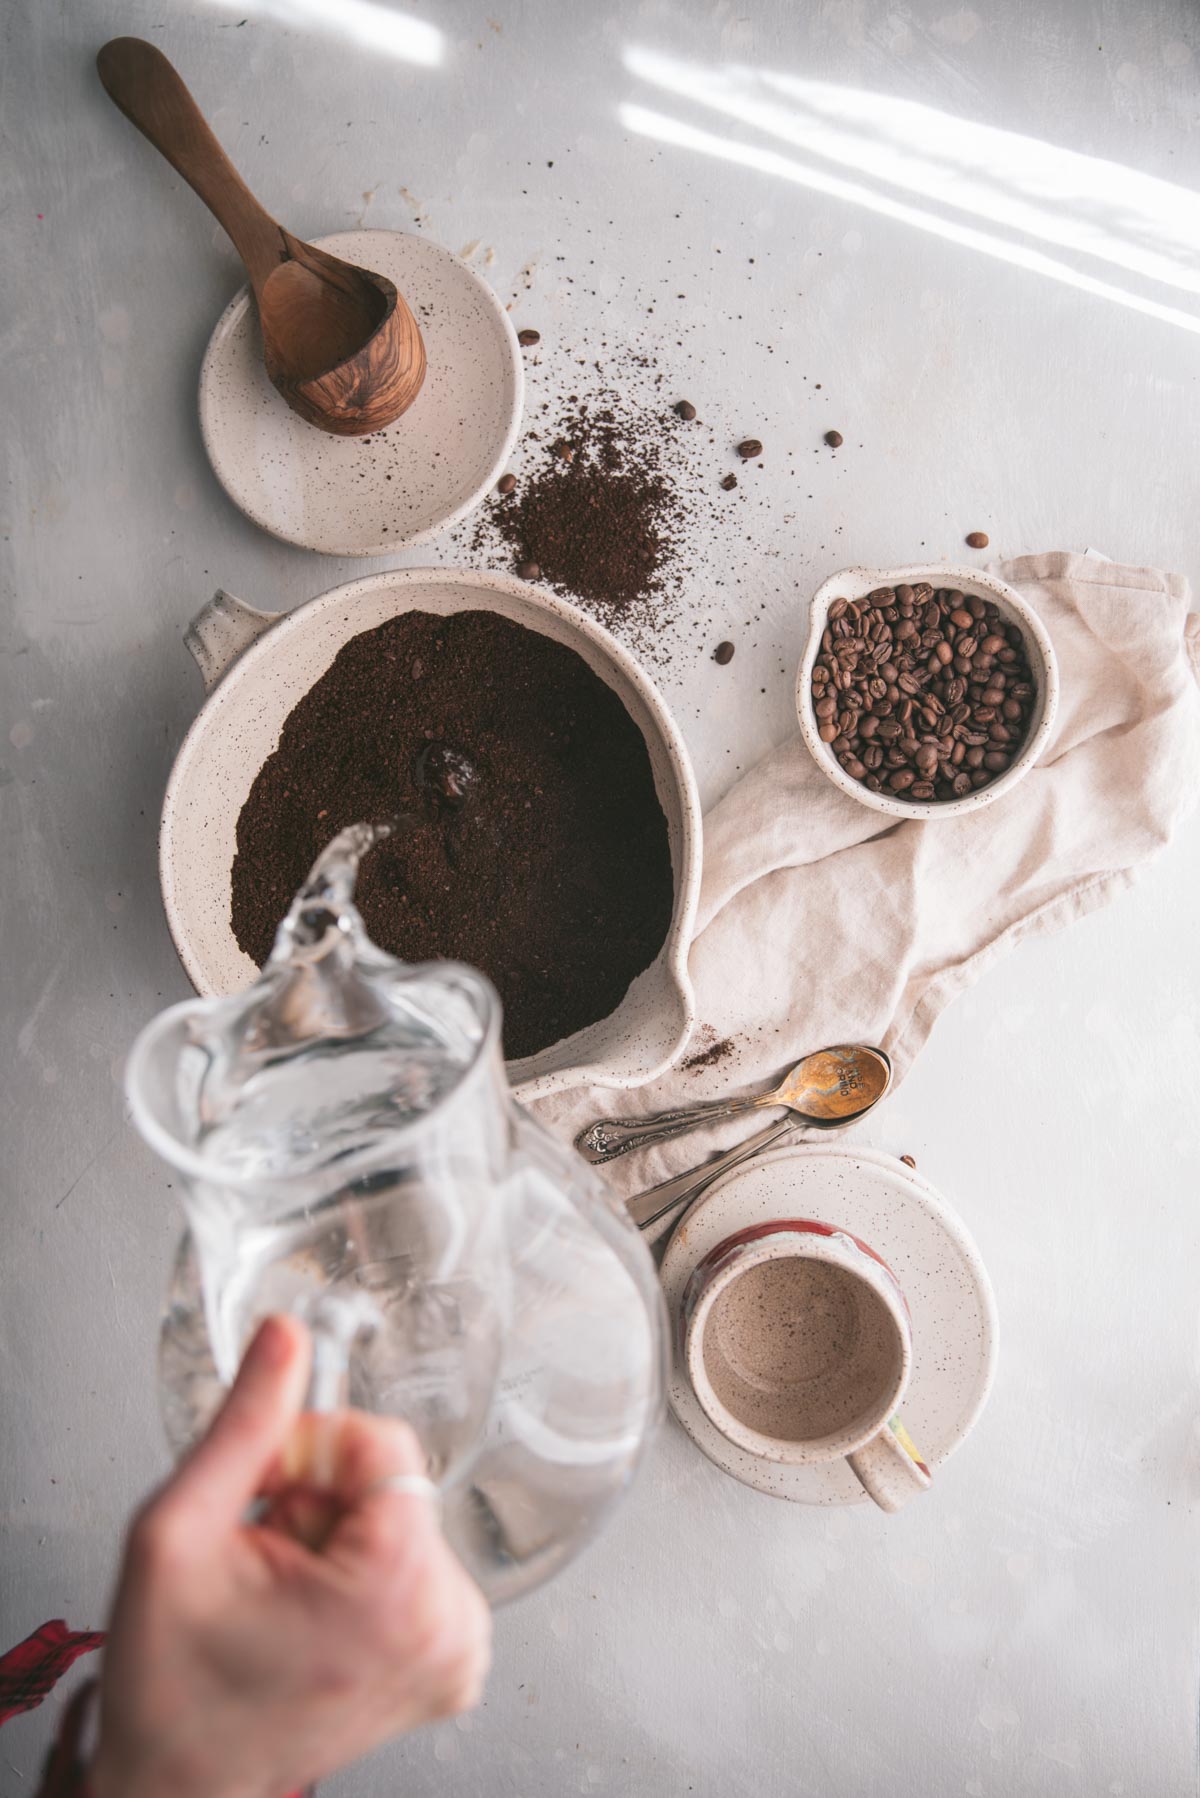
491, 419, 670, 615
230, 610, 674, 1061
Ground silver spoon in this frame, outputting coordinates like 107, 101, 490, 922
577, 1045, 891, 1167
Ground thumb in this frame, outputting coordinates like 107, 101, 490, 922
167, 1314, 312, 1533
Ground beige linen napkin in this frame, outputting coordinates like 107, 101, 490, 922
532, 553, 1200, 1218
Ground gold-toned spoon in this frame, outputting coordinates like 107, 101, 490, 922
97, 38, 426, 436
576, 1045, 891, 1166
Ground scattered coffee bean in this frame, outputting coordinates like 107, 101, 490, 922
496, 473, 517, 495
720, 473, 738, 491
966, 530, 989, 548
736, 438, 763, 459
516, 561, 541, 580
674, 400, 697, 421
824, 430, 844, 448
808, 583, 1038, 804
517, 328, 541, 346
713, 640, 736, 665
900, 1154, 917, 1169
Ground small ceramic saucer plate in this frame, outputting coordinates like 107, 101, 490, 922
660, 1144, 998, 1504
198, 228, 522, 555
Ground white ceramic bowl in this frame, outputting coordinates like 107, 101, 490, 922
796, 564, 1058, 820
161, 569, 701, 1101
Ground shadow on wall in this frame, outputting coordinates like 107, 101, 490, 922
619, 46, 1200, 335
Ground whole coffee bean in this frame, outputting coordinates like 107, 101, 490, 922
1003, 700, 1022, 721
844, 757, 866, 779
974, 707, 996, 725
813, 663, 829, 684
935, 641, 954, 666
921, 629, 942, 651
952, 772, 973, 796
989, 723, 1012, 744
966, 746, 985, 768
890, 769, 916, 791
982, 686, 1005, 706
951, 739, 966, 765
967, 595, 986, 620
517, 328, 541, 346
966, 530, 989, 548
860, 714, 880, 740
878, 718, 902, 741
896, 619, 918, 640
953, 655, 972, 675
865, 775, 883, 791
828, 597, 848, 620
816, 696, 837, 718
737, 438, 763, 458
819, 722, 838, 743
916, 744, 939, 773
497, 473, 517, 495
895, 584, 914, 604
983, 751, 1009, 772
949, 608, 974, 630
824, 430, 844, 447
714, 641, 736, 665
832, 735, 850, 753
910, 781, 935, 799
863, 745, 883, 770
674, 400, 698, 420
720, 473, 738, 491
516, 561, 541, 580
971, 770, 991, 788
956, 635, 979, 659
898, 699, 914, 724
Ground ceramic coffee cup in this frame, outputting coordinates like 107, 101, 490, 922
681, 1220, 931, 1511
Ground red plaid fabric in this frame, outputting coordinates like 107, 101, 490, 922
0, 1622, 106, 1727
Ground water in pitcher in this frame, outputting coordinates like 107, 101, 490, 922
130, 822, 666, 1602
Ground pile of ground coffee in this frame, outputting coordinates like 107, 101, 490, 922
487, 400, 674, 620
230, 611, 674, 1061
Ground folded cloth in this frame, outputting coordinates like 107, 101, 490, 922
532, 553, 1200, 1230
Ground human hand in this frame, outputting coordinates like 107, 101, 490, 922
90, 1315, 491, 1798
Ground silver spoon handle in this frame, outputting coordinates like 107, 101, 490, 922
626, 1117, 794, 1233
577, 1093, 765, 1164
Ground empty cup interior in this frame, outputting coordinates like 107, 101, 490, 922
701, 1257, 904, 1450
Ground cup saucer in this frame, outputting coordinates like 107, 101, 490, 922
659, 1144, 998, 1504
198, 228, 523, 556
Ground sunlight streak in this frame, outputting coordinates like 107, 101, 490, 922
205, 0, 442, 65
619, 101, 1200, 337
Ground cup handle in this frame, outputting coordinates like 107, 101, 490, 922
184, 588, 280, 692
846, 1415, 932, 1513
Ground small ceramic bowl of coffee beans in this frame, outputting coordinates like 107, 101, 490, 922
796, 564, 1058, 818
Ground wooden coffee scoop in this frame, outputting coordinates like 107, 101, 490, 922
97, 37, 426, 436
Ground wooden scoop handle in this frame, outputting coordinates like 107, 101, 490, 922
96, 37, 284, 293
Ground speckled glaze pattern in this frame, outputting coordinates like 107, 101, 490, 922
660, 1144, 998, 1505
198, 229, 523, 555
796, 562, 1059, 820
160, 567, 701, 1101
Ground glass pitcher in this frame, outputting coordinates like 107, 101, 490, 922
127, 824, 666, 1604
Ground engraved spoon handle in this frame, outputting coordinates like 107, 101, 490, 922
625, 1116, 795, 1233
577, 1092, 773, 1164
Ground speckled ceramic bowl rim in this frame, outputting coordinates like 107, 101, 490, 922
158, 566, 702, 1102
198, 230, 524, 557
796, 563, 1059, 820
